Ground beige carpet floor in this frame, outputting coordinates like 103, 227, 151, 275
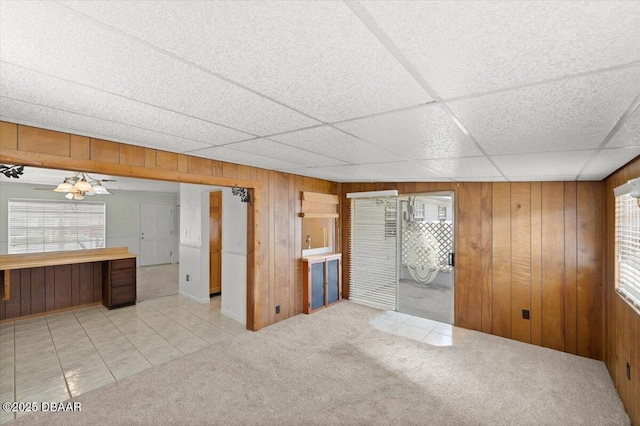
136, 264, 179, 302
11, 301, 629, 425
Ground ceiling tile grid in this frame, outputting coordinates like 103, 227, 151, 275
446, 66, 640, 156
360, 1, 640, 98
58, 0, 432, 122
0, 1, 319, 137
335, 105, 483, 160
217, 138, 347, 168
607, 106, 640, 148
0, 63, 253, 146
0, 97, 214, 153
0, 1, 638, 183
269, 126, 406, 164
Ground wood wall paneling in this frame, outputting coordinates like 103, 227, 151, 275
480, 182, 493, 333
45, 266, 55, 311
510, 182, 531, 343
144, 148, 157, 169
540, 182, 565, 352
90, 139, 120, 163
20, 269, 30, 316
18, 126, 70, 156
71, 264, 81, 306
54, 265, 72, 310
120, 145, 146, 167
156, 151, 178, 171
530, 182, 543, 346
188, 156, 212, 175
274, 172, 290, 322
0, 122, 18, 150
30, 267, 46, 315
456, 182, 482, 330
70, 135, 90, 160
492, 182, 512, 338
564, 182, 578, 354
222, 162, 238, 179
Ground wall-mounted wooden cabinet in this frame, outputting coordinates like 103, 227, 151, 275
302, 253, 342, 314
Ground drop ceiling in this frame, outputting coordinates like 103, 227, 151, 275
1, 1, 639, 182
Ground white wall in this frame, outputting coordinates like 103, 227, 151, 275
0, 181, 179, 265
178, 184, 247, 324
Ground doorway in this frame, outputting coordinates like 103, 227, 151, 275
397, 193, 454, 323
140, 203, 173, 266
209, 191, 222, 296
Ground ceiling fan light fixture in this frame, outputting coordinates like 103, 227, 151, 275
92, 184, 110, 195
73, 179, 93, 192
65, 192, 74, 200
54, 181, 73, 192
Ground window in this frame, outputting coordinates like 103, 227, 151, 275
8, 199, 106, 254
615, 186, 640, 313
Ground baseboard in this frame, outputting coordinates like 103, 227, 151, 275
178, 290, 209, 304
221, 308, 246, 325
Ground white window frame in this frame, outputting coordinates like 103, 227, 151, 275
614, 182, 640, 314
8, 199, 106, 254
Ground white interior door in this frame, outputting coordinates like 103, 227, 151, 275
140, 203, 173, 266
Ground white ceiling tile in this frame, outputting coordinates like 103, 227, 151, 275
508, 176, 578, 182
0, 63, 253, 146
578, 175, 607, 181
580, 147, 640, 177
270, 126, 404, 164
448, 67, 640, 155
336, 105, 482, 160
58, 1, 431, 123
359, 161, 444, 180
275, 167, 353, 183
492, 150, 595, 179
306, 165, 394, 182
415, 157, 503, 179
0, 1, 318, 136
607, 106, 640, 148
361, 1, 640, 98
193, 146, 301, 171
458, 177, 507, 182
223, 139, 346, 168
0, 97, 212, 152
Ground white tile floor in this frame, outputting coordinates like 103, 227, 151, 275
0, 294, 246, 424
371, 310, 470, 346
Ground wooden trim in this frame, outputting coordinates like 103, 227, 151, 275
0, 148, 262, 189
300, 213, 339, 218
0, 301, 101, 324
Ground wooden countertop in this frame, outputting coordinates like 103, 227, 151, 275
0, 247, 137, 270
301, 253, 342, 262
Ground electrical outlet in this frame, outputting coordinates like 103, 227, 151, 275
186, 275, 190, 282
522, 309, 530, 320
275, 305, 280, 314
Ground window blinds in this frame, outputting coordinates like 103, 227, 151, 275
615, 192, 640, 312
349, 198, 397, 310
9, 199, 106, 254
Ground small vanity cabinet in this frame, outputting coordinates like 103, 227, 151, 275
302, 253, 342, 314
102, 257, 137, 309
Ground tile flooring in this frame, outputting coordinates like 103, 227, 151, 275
371, 309, 469, 346
0, 294, 246, 424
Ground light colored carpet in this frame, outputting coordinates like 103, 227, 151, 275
12, 301, 629, 425
136, 263, 179, 302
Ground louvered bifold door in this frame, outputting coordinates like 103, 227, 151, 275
349, 198, 397, 310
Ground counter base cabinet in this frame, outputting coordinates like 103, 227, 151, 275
303, 254, 342, 314
102, 258, 137, 309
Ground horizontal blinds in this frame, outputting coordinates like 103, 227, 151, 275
615, 193, 640, 311
9, 199, 106, 254
349, 198, 396, 310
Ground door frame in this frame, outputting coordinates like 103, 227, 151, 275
139, 202, 174, 267
395, 190, 455, 323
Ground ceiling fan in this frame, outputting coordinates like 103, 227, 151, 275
34, 172, 117, 200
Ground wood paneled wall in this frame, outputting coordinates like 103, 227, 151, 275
604, 157, 640, 425
0, 263, 102, 320
0, 121, 338, 330
341, 181, 604, 360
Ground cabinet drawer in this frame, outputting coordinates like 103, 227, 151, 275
111, 285, 135, 305
111, 258, 136, 271
110, 269, 136, 287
